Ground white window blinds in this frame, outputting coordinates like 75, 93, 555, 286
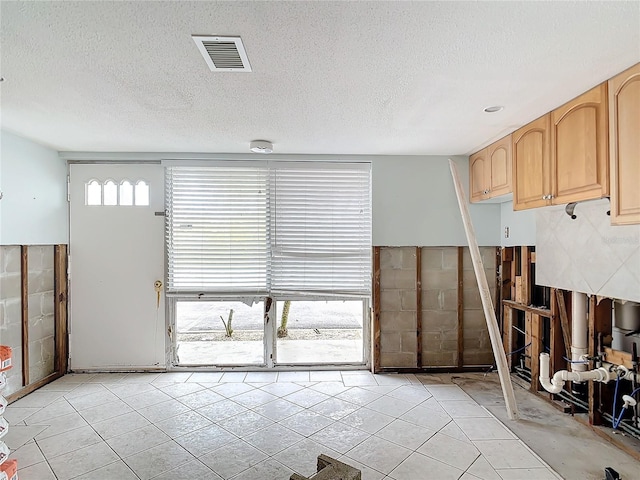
269, 163, 371, 297
166, 166, 269, 293
166, 162, 371, 297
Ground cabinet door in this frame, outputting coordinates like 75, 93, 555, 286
609, 63, 640, 225
470, 149, 488, 202
551, 83, 609, 204
488, 135, 512, 197
512, 115, 551, 210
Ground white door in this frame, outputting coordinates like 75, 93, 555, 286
69, 164, 166, 370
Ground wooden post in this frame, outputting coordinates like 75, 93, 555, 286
372, 247, 381, 373
457, 247, 464, 368
554, 289, 572, 359
588, 296, 613, 425
525, 311, 532, 369
503, 306, 515, 370
54, 245, 69, 375
416, 247, 422, 368
21, 246, 30, 387
510, 248, 518, 301
530, 313, 542, 392
520, 246, 531, 305
549, 289, 564, 378
449, 160, 519, 420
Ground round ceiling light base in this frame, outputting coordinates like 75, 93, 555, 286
250, 140, 273, 154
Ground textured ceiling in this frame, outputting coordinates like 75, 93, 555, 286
0, 1, 638, 155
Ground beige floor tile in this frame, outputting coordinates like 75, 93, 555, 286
73, 460, 139, 480
389, 452, 463, 480
345, 436, 411, 474
124, 440, 193, 480
48, 442, 119, 480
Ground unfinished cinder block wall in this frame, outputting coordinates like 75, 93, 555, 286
421, 247, 458, 367
0, 246, 23, 395
463, 247, 497, 366
376, 245, 497, 370
27, 246, 55, 383
379, 247, 417, 367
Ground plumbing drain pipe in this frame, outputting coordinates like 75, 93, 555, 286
571, 292, 588, 372
539, 353, 640, 394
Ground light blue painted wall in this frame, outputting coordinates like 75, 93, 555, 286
0, 130, 68, 244
372, 155, 501, 246
500, 200, 536, 247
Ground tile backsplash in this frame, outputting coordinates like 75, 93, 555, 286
537, 199, 640, 302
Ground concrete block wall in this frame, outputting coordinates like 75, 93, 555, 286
27, 246, 55, 383
421, 248, 459, 367
379, 247, 417, 367
377, 245, 497, 369
0, 246, 23, 395
462, 247, 497, 366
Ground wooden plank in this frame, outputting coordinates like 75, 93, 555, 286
54, 245, 69, 375
501, 247, 513, 262
503, 306, 515, 370
520, 246, 531, 305
525, 311, 532, 369
416, 247, 422, 368
21, 245, 29, 387
6, 371, 64, 404
449, 160, 519, 420
554, 289, 572, 359
503, 300, 552, 317
457, 247, 464, 368
530, 313, 542, 392
603, 347, 633, 369
514, 276, 523, 303
372, 247, 381, 373
587, 296, 614, 426
549, 289, 565, 377
510, 249, 518, 300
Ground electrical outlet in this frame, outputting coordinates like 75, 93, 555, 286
504, 227, 510, 238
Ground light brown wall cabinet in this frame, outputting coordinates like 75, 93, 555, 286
512, 115, 552, 210
513, 84, 609, 210
469, 135, 512, 202
551, 83, 609, 205
609, 63, 640, 225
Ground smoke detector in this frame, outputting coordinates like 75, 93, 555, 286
250, 140, 273, 154
192, 36, 252, 72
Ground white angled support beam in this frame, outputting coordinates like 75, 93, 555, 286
448, 159, 519, 420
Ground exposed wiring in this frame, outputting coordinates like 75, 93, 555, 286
563, 356, 590, 364
612, 375, 621, 429
507, 342, 532, 357
612, 382, 640, 429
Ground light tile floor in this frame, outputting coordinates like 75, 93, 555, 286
3, 372, 561, 480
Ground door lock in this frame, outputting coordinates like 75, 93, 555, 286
154, 280, 163, 308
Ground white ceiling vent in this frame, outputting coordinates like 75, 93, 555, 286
192, 36, 252, 72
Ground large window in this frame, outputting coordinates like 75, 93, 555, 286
166, 162, 371, 297
166, 161, 371, 366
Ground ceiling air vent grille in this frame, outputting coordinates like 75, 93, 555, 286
192, 36, 252, 72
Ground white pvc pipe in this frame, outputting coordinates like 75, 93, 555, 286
571, 292, 588, 372
539, 353, 617, 394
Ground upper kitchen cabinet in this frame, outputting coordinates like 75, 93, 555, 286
469, 135, 512, 203
551, 83, 609, 205
487, 135, 512, 197
512, 114, 551, 210
609, 63, 640, 225
469, 149, 488, 202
